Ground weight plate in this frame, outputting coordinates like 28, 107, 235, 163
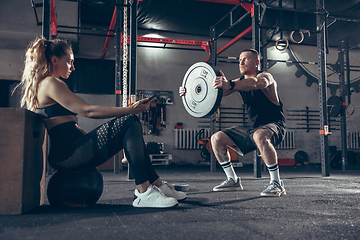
330, 151, 342, 170
327, 96, 342, 117
181, 62, 223, 118
294, 150, 308, 164
172, 184, 189, 191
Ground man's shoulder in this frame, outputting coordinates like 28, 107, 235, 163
257, 71, 276, 85
257, 71, 272, 76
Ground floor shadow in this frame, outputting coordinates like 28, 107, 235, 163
183, 196, 262, 207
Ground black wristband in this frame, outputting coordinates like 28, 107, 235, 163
229, 80, 235, 90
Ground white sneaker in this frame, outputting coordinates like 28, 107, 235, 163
260, 180, 286, 197
133, 185, 178, 208
159, 181, 187, 201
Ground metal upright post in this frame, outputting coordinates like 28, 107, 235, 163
209, 27, 217, 70
252, 3, 261, 54
43, 0, 52, 176
124, 0, 137, 179
129, 0, 137, 97
209, 26, 217, 173
261, 29, 268, 71
338, 40, 348, 171
42, 0, 50, 39
316, 0, 330, 177
114, 1, 122, 174
76, 0, 81, 52
252, 2, 262, 178
345, 39, 351, 106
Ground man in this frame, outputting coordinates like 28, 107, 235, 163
180, 49, 286, 197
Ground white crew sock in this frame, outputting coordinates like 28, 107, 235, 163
220, 161, 238, 181
266, 163, 281, 183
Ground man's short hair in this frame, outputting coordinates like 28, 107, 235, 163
241, 49, 259, 59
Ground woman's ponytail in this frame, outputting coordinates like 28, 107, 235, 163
14, 38, 72, 111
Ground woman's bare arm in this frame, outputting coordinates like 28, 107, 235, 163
39, 77, 152, 119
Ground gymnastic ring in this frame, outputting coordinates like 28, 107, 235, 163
290, 31, 304, 44
275, 38, 289, 51
346, 103, 355, 116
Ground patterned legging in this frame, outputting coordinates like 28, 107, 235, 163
47, 115, 159, 185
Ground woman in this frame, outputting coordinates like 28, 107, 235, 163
16, 38, 185, 208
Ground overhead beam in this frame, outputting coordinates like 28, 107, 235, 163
328, 15, 360, 23
211, 3, 253, 40
203, 26, 251, 62
216, 11, 251, 39
217, 26, 252, 54
197, 0, 254, 5
102, 35, 211, 58
101, 7, 117, 59
136, 37, 210, 51
30, 0, 42, 26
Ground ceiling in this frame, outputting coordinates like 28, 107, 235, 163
77, 0, 360, 50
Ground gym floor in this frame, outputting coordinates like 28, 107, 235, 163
0, 165, 359, 240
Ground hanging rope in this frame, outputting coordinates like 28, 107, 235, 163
122, 0, 128, 107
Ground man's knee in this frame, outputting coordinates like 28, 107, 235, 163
211, 132, 221, 145
211, 131, 232, 146
253, 129, 271, 147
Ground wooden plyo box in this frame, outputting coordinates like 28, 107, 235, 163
0, 108, 45, 215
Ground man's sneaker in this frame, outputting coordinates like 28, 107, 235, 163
213, 178, 243, 192
133, 185, 178, 208
261, 180, 286, 197
159, 181, 187, 201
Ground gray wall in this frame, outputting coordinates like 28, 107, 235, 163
2, 0, 360, 166
64, 34, 360, 165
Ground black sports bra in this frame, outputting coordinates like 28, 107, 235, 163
36, 103, 77, 119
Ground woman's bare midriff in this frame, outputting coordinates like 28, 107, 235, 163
42, 115, 79, 131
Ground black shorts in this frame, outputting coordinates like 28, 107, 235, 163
221, 121, 286, 155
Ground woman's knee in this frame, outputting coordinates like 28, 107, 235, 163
116, 114, 141, 133
121, 114, 140, 125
